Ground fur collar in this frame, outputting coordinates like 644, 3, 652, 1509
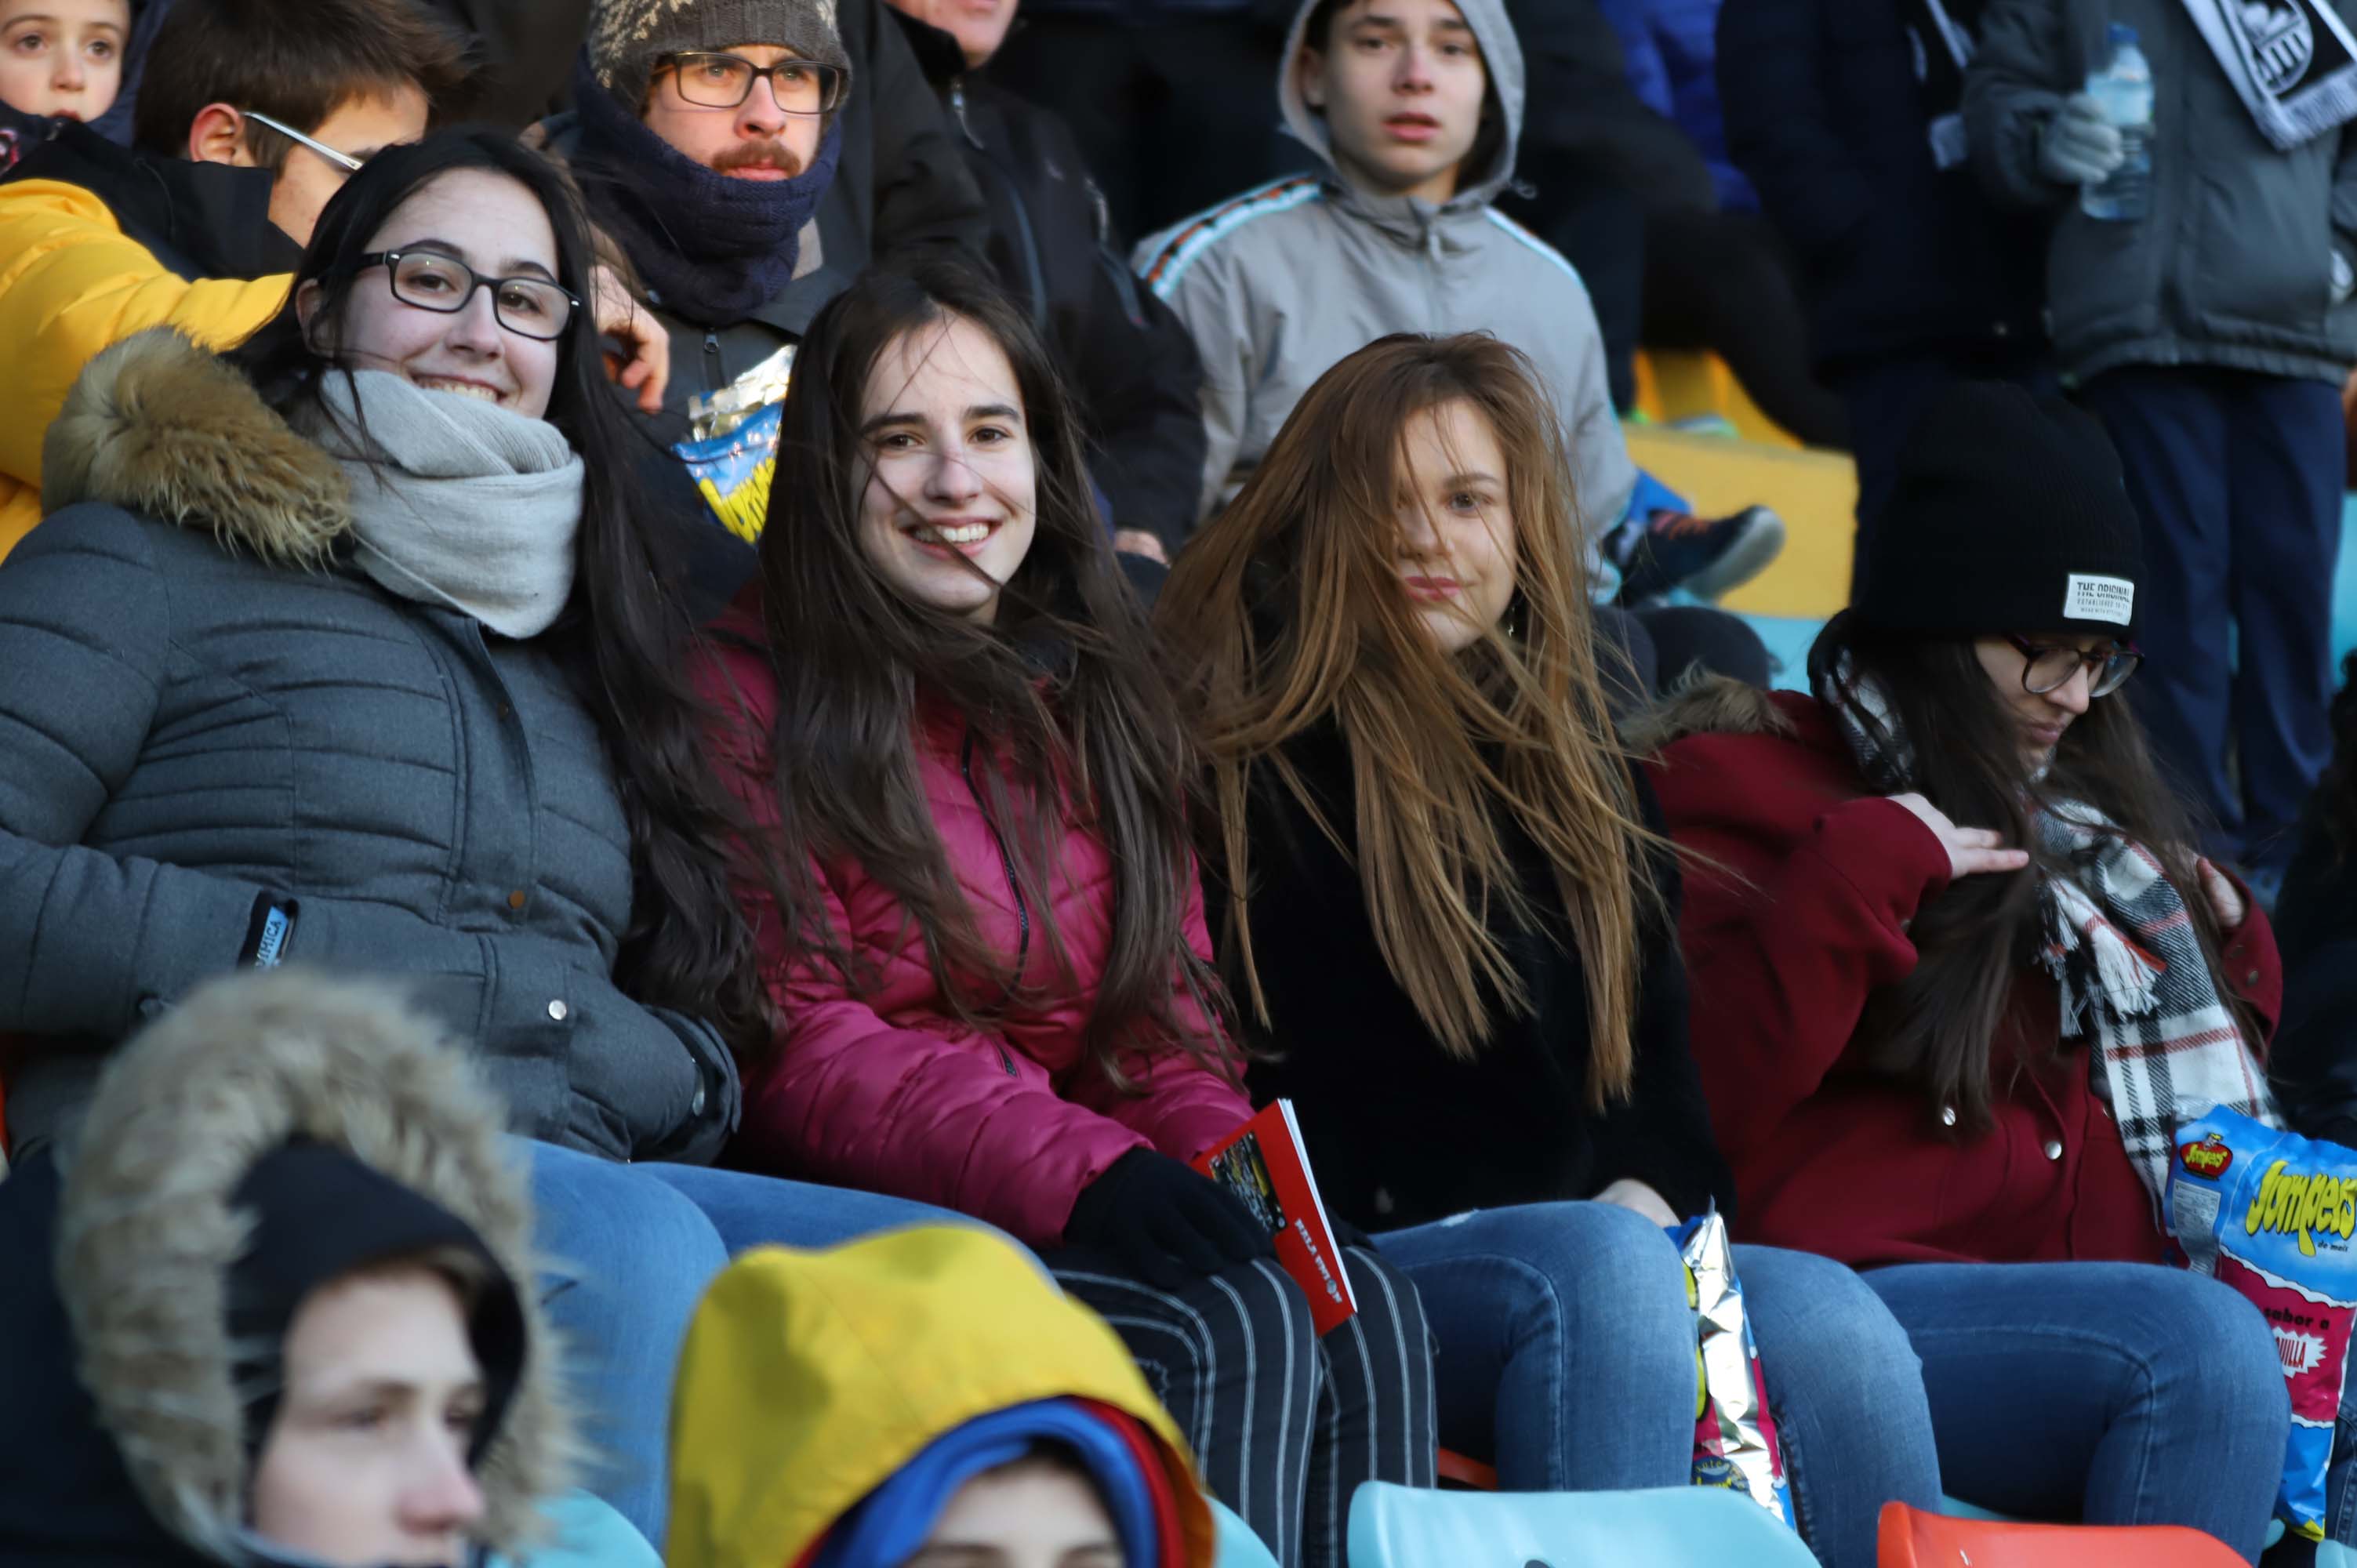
40, 328, 350, 569
52, 971, 575, 1562
1623, 673, 1800, 755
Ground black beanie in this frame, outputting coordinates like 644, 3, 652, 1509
225, 1142, 528, 1467
1854, 382, 2145, 639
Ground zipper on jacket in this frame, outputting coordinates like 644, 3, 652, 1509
949, 80, 1051, 332
959, 726, 1033, 988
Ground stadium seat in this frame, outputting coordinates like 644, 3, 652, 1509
1213, 1497, 1281, 1568
1878, 1501, 2243, 1567
1347, 1481, 1818, 1568
491, 1491, 660, 1567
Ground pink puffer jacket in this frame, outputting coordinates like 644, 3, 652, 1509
699, 606, 1253, 1249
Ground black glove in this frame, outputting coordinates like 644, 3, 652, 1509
1330, 1218, 1378, 1254
1066, 1149, 1276, 1290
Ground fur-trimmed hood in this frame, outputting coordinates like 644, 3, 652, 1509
50, 970, 574, 1563
1624, 673, 1803, 756
39, 328, 350, 568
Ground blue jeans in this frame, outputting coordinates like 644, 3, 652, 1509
1374, 1202, 1942, 1568
1864, 1261, 2290, 1563
522, 1141, 964, 1545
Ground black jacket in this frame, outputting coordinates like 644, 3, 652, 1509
895, 11, 1208, 550
1228, 726, 1735, 1232
0, 116, 300, 283
1716, 0, 2046, 371
2270, 817, 2357, 1149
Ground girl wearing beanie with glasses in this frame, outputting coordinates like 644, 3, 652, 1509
1647, 382, 2292, 1561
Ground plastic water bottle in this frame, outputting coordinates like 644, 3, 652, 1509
2083, 23, 2153, 221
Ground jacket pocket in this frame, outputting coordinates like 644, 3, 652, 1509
2186, 149, 2335, 345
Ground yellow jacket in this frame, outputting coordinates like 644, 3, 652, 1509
667, 1226, 1214, 1568
0, 179, 289, 561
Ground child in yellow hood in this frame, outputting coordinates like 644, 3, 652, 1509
667, 1227, 1215, 1568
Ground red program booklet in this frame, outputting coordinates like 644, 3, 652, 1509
1192, 1100, 1359, 1335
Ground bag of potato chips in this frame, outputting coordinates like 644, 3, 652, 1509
1671, 1207, 1794, 1530
2168, 1108, 2357, 1544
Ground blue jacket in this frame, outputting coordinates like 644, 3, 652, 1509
1597, 0, 1757, 210
1719, 0, 2047, 370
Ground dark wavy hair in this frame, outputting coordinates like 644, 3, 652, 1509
1807, 609, 2253, 1131
233, 127, 766, 1057
730, 260, 1235, 1085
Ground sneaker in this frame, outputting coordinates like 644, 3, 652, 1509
1611, 504, 1786, 607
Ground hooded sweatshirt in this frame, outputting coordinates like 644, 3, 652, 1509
666, 1226, 1214, 1568
1133, 0, 1636, 536
0, 969, 572, 1566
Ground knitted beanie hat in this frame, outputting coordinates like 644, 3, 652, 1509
1854, 380, 2145, 638
588, 0, 852, 113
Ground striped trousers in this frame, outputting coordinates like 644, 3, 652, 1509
1050, 1245, 1437, 1568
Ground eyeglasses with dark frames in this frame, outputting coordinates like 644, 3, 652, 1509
351, 251, 580, 341
658, 51, 848, 113
240, 108, 365, 174
2005, 634, 2142, 698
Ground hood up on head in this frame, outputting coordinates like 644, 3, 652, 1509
1276, 0, 1528, 211
41, 328, 353, 569
50, 969, 576, 1564
666, 1227, 1215, 1568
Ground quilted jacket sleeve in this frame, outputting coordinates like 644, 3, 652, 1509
737, 859, 1171, 1250
0, 510, 300, 1039
1963, 0, 2078, 210
1061, 864, 1255, 1164
0, 182, 289, 504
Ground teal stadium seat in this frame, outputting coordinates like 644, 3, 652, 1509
1212, 1497, 1283, 1568
1346, 1482, 1821, 1568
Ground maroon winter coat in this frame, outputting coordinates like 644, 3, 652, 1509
698, 600, 1252, 1250
1645, 684, 2282, 1269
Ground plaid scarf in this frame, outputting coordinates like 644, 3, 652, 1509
1816, 661, 2279, 1224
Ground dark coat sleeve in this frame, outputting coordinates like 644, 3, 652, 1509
1070, 204, 1209, 550
2267, 822, 2357, 1147
1505, 0, 1719, 215
1584, 773, 1739, 1221
425, 0, 595, 125
849, 0, 993, 267
1716, 0, 1876, 260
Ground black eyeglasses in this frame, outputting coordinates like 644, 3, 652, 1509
2006, 635, 2142, 698
353, 251, 579, 341
659, 51, 848, 113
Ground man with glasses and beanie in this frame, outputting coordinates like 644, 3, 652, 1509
0, 0, 671, 567
536, 0, 991, 612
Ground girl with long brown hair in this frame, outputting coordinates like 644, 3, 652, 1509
1159, 332, 1938, 1568
696, 262, 1435, 1568
1647, 383, 2290, 1558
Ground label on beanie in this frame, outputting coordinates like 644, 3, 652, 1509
2062, 573, 2136, 625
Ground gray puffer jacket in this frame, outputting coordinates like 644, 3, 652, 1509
0, 329, 741, 1163
1966, 0, 2357, 383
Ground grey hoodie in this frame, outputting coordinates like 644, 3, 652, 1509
1134, 0, 1636, 536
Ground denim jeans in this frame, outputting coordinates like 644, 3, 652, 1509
521, 1141, 967, 1545
1864, 1262, 2290, 1563
1373, 1201, 1942, 1568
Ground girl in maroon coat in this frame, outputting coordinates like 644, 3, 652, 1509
1649, 383, 2292, 1560
698, 261, 1434, 1568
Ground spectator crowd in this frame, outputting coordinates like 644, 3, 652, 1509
0, 0, 2355, 1564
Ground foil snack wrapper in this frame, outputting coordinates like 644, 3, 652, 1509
1672, 1207, 1795, 1530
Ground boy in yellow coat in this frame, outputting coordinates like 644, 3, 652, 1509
667, 1226, 1215, 1568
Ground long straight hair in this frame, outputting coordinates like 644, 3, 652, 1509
1159, 332, 1661, 1110
234, 128, 768, 1057
1807, 609, 2254, 1128
732, 261, 1233, 1083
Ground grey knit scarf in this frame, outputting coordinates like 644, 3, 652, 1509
306, 370, 585, 640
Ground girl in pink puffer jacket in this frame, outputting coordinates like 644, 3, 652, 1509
696, 262, 1436, 1568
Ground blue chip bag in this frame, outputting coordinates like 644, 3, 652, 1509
674, 398, 783, 547
2167, 1108, 2357, 1544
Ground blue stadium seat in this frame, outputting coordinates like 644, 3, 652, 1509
1346, 1481, 1820, 1568
1212, 1497, 1282, 1568
490, 1490, 661, 1567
